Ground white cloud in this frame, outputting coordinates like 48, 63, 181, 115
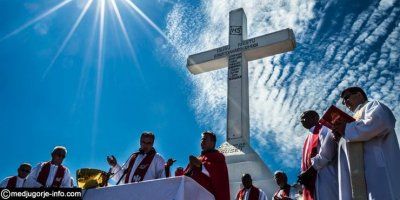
166, 0, 400, 170
378, 0, 395, 10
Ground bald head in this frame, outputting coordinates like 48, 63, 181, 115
300, 110, 320, 129
274, 171, 288, 188
241, 173, 253, 189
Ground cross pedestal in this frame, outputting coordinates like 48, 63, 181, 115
219, 140, 278, 198
187, 8, 296, 198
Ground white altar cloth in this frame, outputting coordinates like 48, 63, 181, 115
83, 176, 215, 200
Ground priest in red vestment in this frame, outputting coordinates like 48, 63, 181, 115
236, 173, 267, 200
297, 110, 321, 200
184, 131, 230, 200
273, 171, 294, 200
174, 167, 184, 176
24, 146, 73, 188
107, 132, 166, 184
0, 163, 31, 188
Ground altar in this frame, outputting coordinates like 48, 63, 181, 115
83, 176, 214, 200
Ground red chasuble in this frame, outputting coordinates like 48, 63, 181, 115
301, 124, 321, 200
184, 150, 230, 200
236, 186, 260, 200
6, 176, 18, 188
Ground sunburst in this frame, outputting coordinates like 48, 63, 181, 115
0, 0, 174, 158
0, 0, 171, 78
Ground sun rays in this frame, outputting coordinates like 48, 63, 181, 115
0, 0, 173, 159
0, 0, 170, 79
42, 0, 94, 78
109, 0, 144, 81
122, 0, 169, 41
0, 0, 73, 42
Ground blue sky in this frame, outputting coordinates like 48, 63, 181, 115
0, 0, 399, 185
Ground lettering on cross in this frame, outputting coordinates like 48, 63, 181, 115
187, 8, 296, 145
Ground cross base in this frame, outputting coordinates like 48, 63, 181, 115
218, 141, 277, 198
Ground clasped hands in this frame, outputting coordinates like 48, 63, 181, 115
189, 155, 202, 168
297, 166, 316, 187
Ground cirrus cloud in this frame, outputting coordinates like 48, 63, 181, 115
165, 0, 400, 173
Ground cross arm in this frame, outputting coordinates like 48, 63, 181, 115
187, 45, 229, 75
186, 28, 296, 75
244, 28, 296, 62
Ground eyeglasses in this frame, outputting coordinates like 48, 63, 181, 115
341, 92, 357, 105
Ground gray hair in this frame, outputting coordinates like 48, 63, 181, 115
52, 146, 67, 154
19, 163, 31, 169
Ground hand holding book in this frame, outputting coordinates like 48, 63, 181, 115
319, 105, 355, 141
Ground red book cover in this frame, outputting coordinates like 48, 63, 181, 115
319, 105, 355, 129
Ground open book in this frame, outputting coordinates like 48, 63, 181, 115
319, 105, 355, 130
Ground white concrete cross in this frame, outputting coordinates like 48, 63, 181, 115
187, 8, 296, 144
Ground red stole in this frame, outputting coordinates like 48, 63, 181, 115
301, 124, 321, 200
124, 150, 156, 183
184, 150, 230, 200
273, 185, 291, 199
236, 186, 260, 200
6, 176, 18, 188
37, 162, 66, 187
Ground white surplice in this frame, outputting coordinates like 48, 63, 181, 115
24, 162, 72, 188
111, 153, 165, 184
338, 100, 400, 200
311, 125, 338, 200
0, 176, 26, 188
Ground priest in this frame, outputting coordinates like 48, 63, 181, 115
236, 173, 267, 200
272, 171, 295, 200
298, 110, 339, 199
184, 131, 230, 200
108, 132, 166, 184
24, 146, 72, 188
332, 86, 400, 200
297, 110, 321, 200
0, 163, 31, 188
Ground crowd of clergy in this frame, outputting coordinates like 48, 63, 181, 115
1, 86, 399, 200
